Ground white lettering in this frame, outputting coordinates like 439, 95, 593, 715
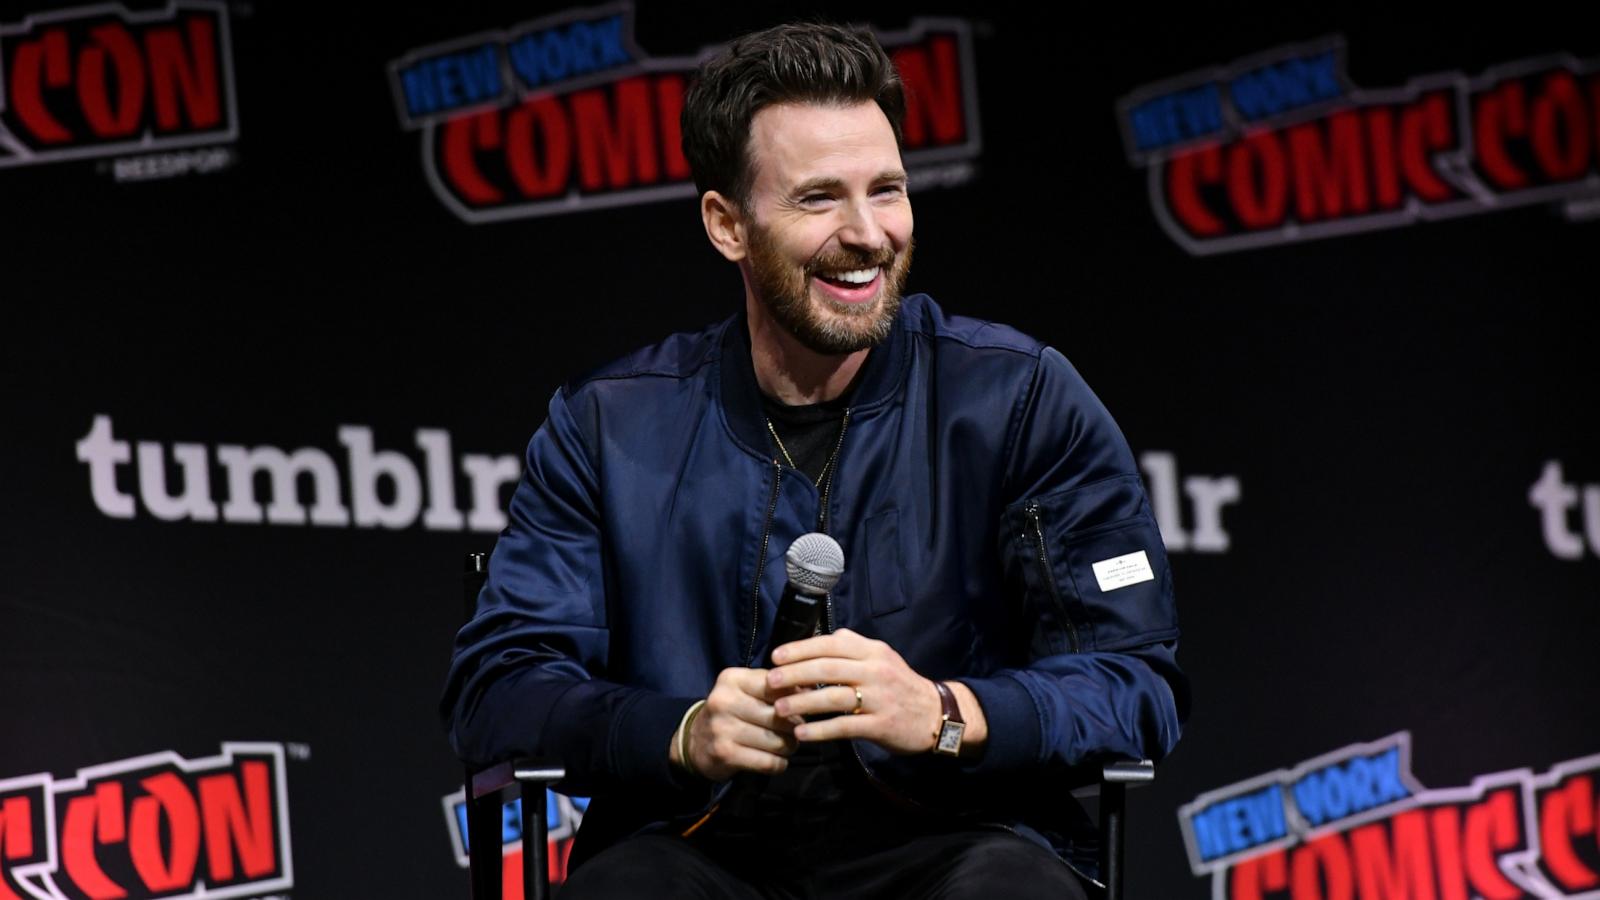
417, 428, 466, 531
1139, 451, 1240, 554
1529, 460, 1593, 559
217, 445, 350, 526
340, 426, 423, 529
462, 453, 521, 532
137, 441, 219, 521
76, 414, 135, 518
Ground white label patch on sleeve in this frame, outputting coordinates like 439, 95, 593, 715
1092, 550, 1155, 592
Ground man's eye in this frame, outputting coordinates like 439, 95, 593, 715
801, 194, 832, 205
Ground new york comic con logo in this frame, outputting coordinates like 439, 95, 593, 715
0, 1, 237, 170
0, 744, 292, 900
1179, 732, 1600, 899
387, 2, 981, 224
1117, 37, 1600, 254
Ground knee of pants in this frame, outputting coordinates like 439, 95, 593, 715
559, 835, 757, 900
933, 834, 1090, 900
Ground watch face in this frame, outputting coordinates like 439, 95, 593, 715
937, 720, 965, 755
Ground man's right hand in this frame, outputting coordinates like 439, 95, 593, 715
670, 666, 799, 781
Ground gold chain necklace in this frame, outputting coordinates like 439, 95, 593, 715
765, 418, 841, 485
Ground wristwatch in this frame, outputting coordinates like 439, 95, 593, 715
931, 681, 966, 756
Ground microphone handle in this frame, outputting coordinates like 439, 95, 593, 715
765, 584, 822, 668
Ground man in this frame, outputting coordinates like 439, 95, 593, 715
442, 21, 1187, 899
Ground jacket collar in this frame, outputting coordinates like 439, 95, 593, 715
716, 297, 913, 458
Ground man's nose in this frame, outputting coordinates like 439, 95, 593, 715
837, 199, 890, 253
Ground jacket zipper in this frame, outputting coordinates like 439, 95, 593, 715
743, 460, 783, 666
817, 408, 851, 632
1025, 501, 1081, 654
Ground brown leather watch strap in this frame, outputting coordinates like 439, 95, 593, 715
932, 681, 966, 756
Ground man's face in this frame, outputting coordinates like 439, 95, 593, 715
739, 101, 914, 356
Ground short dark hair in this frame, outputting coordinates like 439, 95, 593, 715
681, 21, 906, 209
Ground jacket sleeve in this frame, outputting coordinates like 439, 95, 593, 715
957, 346, 1190, 774
438, 388, 697, 796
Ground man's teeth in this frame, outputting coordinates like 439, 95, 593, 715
821, 267, 879, 285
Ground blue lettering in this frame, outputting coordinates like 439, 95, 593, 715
1128, 84, 1223, 151
401, 65, 438, 117
1293, 772, 1326, 826
591, 15, 629, 66
1190, 785, 1286, 860
1291, 749, 1412, 828
1191, 804, 1233, 860
1373, 747, 1410, 804
1230, 52, 1346, 122
1130, 97, 1176, 151
509, 14, 632, 91
1305, 51, 1342, 101
456, 45, 503, 103
1178, 84, 1223, 139
539, 31, 571, 81
399, 44, 503, 118
500, 796, 522, 843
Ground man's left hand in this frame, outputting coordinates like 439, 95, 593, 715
767, 628, 986, 756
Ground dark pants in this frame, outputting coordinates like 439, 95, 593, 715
558, 830, 1091, 900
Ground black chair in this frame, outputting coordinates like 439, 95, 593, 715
459, 552, 1153, 899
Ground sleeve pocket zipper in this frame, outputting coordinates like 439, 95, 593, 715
1025, 500, 1081, 654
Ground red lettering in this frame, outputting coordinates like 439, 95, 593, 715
199, 761, 276, 881
1530, 71, 1592, 181
1287, 109, 1371, 222
145, 14, 222, 130
1365, 106, 1401, 209
656, 75, 690, 181
77, 23, 146, 138
3, 11, 227, 149
1228, 130, 1288, 229
1540, 774, 1599, 891
506, 97, 572, 198
62, 783, 127, 900
496, 837, 577, 899
1166, 144, 1226, 237
1475, 82, 1528, 189
442, 111, 506, 205
0, 796, 37, 900
1292, 834, 1354, 900
128, 773, 200, 891
9, 28, 73, 143
1230, 849, 1289, 900
1427, 807, 1468, 900
572, 76, 657, 191
1398, 93, 1454, 202
1462, 789, 1522, 900
1349, 809, 1436, 900
893, 37, 964, 147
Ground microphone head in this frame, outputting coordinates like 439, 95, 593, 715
784, 533, 845, 596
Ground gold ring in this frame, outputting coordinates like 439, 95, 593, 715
852, 687, 864, 715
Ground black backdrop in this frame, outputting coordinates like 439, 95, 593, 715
2, 3, 1596, 898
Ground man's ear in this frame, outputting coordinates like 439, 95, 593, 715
701, 190, 747, 262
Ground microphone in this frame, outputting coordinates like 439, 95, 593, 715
764, 533, 845, 667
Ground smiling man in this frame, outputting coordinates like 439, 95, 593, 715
443, 21, 1188, 900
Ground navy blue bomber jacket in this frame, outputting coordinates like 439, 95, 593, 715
441, 293, 1190, 875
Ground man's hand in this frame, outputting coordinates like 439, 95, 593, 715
765, 628, 987, 756
669, 666, 799, 781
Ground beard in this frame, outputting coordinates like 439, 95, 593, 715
745, 220, 914, 356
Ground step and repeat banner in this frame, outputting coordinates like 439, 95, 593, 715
1, 2, 1595, 897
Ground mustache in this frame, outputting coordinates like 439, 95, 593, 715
805, 247, 897, 275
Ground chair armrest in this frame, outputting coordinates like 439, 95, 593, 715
470, 757, 566, 801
